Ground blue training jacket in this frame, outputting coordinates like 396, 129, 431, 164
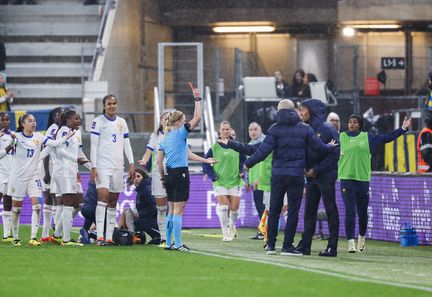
301, 99, 340, 179
245, 108, 333, 176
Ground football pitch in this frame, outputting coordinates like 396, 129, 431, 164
1, 226, 431, 297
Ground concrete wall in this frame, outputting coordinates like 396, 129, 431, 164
334, 31, 432, 92
338, 0, 432, 22
100, 0, 173, 132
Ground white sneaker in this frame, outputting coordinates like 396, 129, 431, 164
222, 229, 233, 242
358, 235, 366, 253
348, 239, 356, 253
228, 225, 237, 238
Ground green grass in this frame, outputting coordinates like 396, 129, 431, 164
1, 226, 431, 297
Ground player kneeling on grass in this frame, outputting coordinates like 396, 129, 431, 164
118, 168, 161, 245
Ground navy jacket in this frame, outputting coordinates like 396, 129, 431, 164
81, 181, 97, 212
245, 109, 332, 176
135, 177, 157, 220
302, 99, 340, 179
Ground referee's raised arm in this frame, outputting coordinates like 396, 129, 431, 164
188, 84, 201, 130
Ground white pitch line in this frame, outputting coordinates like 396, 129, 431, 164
191, 249, 432, 293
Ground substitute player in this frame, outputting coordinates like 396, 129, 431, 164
203, 121, 245, 241
90, 94, 135, 245
8, 114, 74, 246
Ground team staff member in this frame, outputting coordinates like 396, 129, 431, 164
138, 111, 169, 245
90, 94, 135, 246
157, 85, 215, 252
246, 122, 266, 240
296, 99, 340, 257
244, 99, 336, 256
203, 121, 245, 241
338, 114, 411, 253
0, 112, 14, 241
8, 114, 74, 246
417, 112, 432, 173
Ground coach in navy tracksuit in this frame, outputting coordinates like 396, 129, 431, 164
244, 99, 335, 256
80, 180, 97, 231
296, 99, 340, 257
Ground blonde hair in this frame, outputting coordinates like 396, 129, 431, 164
167, 110, 184, 131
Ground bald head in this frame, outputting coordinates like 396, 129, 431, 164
277, 99, 295, 111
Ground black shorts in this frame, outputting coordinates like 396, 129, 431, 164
165, 167, 190, 202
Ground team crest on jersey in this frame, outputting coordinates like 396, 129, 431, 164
317, 133, 321, 138
117, 123, 123, 131
10, 187, 15, 193
32, 139, 40, 145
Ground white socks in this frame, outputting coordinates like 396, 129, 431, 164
42, 205, 53, 238
105, 208, 117, 241
229, 210, 239, 230
11, 206, 21, 240
62, 206, 73, 242
54, 205, 63, 238
216, 204, 230, 239
157, 205, 167, 240
2, 210, 12, 238
31, 204, 41, 239
96, 201, 107, 240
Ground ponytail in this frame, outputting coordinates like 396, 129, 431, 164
166, 110, 184, 131
16, 114, 30, 133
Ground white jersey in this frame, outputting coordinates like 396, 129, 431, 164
10, 132, 66, 181
45, 123, 59, 174
0, 131, 14, 178
147, 131, 167, 174
53, 126, 82, 177
91, 115, 130, 170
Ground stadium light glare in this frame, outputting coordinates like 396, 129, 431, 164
342, 27, 356, 37
213, 25, 275, 33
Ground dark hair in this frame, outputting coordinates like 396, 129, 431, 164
135, 168, 149, 179
157, 111, 169, 134
292, 69, 306, 86
16, 114, 31, 133
46, 107, 63, 130
61, 109, 77, 127
348, 114, 364, 130
0, 112, 8, 120
306, 73, 318, 83
102, 94, 117, 114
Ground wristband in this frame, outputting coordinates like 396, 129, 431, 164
194, 97, 202, 102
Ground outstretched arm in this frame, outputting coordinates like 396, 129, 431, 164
188, 84, 202, 130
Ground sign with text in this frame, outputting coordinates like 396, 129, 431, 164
1, 173, 431, 245
381, 57, 405, 69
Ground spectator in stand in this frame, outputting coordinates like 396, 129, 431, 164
327, 112, 341, 132
274, 71, 290, 98
288, 69, 306, 98
417, 111, 432, 173
298, 73, 318, 99
0, 73, 13, 112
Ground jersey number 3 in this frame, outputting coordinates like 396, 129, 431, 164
112, 134, 117, 143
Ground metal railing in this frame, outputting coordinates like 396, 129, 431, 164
88, 0, 116, 81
